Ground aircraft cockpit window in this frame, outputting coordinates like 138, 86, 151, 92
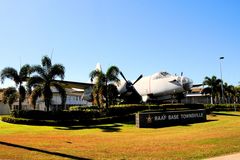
152, 72, 171, 79
161, 72, 171, 77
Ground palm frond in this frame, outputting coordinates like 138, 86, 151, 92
1, 67, 19, 84
203, 76, 221, 86
3, 87, 17, 95
106, 66, 120, 83
19, 64, 31, 80
89, 70, 102, 82
2, 87, 18, 107
49, 64, 65, 80
29, 85, 42, 107
27, 75, 44, 88
42, 55, 52, 69
106, 66, 119, 77
30, 65, 47, 79
8, 94, 18, 108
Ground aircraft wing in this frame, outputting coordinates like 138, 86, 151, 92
53, 80, 93, 89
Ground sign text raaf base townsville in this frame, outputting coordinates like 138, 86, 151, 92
136, 109, 206, 128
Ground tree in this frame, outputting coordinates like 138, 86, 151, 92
27, 55, 66, 111
2, 87, 18, 110
203, 76, 222, 104
1, 64, 30, 110
90, 71, 105, 108
223, 83, 235, 103
106, 83, 119, 105
234, 86, 240, 103
89, 65, 120, 109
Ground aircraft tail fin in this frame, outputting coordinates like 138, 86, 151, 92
95, 63, 102, 72
91, 63, 102, 84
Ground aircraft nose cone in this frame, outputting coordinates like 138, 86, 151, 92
182, 77, 193, 91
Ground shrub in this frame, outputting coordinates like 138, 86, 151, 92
1, 116, 59, 126
1, 114, 135, 126
107, 104, 148, 116
69, 105, 99, 111
204, 104, 240, 111
11, 110, 52, 120
10, 110, 100, 120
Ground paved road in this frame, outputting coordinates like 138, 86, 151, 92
206, 153, 240, 160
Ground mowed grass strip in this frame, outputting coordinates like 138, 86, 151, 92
1, 112, 240, 160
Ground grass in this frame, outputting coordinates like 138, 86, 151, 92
1, 112, 240, 159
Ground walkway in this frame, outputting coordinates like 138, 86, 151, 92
206, 153, 240, 160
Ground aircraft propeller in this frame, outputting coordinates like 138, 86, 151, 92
119, 71, 143, 103
133, 74, 143, 85
120, 72, 143, 89
120, 72, 127, 83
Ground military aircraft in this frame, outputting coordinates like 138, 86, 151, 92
56, 62, 193, 104
117, 71, 193, 103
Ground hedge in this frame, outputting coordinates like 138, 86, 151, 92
107, 103, 204, 116
10, 110, 100, 120
3, 103, 239, 126
1, 114, 135, 126
9, 104, 205, 120
204, 104, 240, 111
1, 116, 67, 126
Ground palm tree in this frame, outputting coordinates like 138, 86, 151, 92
234, 86, 240, 103
223, 83, 235, 103
228, 85, 236, 103
2, 87, 18, 110
90, 71, 105, 108
27, 55, 66, 112
89, 65, 120, 109
203, 76, 222, 104
1, 64, 30, 110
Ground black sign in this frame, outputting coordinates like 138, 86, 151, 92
136, 109, 206, 128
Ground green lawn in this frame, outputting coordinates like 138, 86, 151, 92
1, 112, 240, 160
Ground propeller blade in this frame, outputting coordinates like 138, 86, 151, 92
133, 74, 143, 85
120, 71, 128, 83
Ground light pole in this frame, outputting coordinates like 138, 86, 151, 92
219, 57, 224, 103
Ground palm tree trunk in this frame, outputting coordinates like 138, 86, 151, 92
105, 81, 109, 109
45, 99, 50, 112
18, 85, 22, 111
18, 99, 22, 111
18, 91, 22, 111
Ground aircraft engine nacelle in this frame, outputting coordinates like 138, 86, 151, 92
117, 81, 128, 94
181, 77, 193, 91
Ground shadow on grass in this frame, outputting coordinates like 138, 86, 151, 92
211, 112, 240, 117
0, 141, 91, 160
55, 123, 123, 132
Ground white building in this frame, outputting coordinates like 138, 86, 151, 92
10, 87, 92, 111
182, 85, 211, 104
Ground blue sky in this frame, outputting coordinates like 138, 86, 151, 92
0, 0, 239, 87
